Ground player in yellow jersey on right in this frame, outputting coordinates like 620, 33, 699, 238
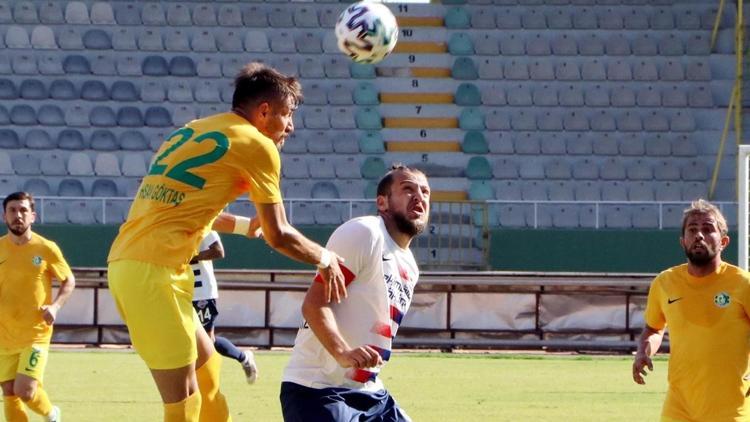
633, 199, 750, 421
107, 63, 347, 422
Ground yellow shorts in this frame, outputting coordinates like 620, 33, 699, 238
108, 260, 198, 370
0, 343, 49, 383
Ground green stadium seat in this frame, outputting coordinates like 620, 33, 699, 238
359, 131, 385, 154
452, 58, 478, 80
455, 83, 481, 106
448, 33, 474, 56
361, 156, 387, 179
353, 82, 379, 105
462, 130, 488, 153
355, 107, 382, 129
364, 180, 378, 198
468, 180, 494, 200
444, 7, 470, 29
459, 108, 485, 130
465, 156, 492, 180
350, 63, 376, 79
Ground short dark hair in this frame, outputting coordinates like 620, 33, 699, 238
376, 164, 426, 197
3, 191, 35, 213
232, 62, 303, 110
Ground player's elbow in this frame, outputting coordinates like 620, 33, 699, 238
263, 227, 285, 249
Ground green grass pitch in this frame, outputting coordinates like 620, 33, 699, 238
34, 350, 667, 421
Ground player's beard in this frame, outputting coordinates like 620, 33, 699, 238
683, 244, 717, 266
391, 209, 426, 237
5, 220, 30, 236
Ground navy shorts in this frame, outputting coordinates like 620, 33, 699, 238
192, 299, 218, 331
280, 381, 411, 422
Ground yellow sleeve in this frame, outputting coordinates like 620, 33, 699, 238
644, 276, 666, 330
245, 139, 282, 204
45, 242, 72, 281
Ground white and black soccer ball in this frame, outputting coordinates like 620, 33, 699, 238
335, 1, 399, 64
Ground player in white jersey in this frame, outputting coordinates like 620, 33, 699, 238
191, 231, 258, 384
280, 165, 430, 421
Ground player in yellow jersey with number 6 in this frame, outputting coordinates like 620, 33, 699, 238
0, 192, 75, 422
108, 63, 348, 422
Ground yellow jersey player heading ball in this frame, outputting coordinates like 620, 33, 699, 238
107, 62, 348, 422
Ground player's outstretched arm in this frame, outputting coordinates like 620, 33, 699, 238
213, 212, 262, 239
632, 324, 664, 385
255, 202, 347, 303
302, 281, 383, 369
41, 274, 76, 325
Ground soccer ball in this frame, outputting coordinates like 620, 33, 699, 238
335, 1, 399, 64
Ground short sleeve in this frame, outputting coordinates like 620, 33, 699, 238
322, 219, 380, 285
45, 242, 72, 281
245, 139, 282, 204
200, 231, 222, 252
644, 276, 666, 330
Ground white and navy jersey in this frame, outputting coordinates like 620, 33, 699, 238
191, 230, 222, 301
283, 216, 419, 391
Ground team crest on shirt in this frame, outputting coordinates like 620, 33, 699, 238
31, 256, 42, 266
714, 292, 731, 308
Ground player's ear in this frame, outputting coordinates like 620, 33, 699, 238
376, 194, 388, 213
720, 234, 730, 249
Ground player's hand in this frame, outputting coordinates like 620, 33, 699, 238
632, 353, 653, 385
319, 253, 347, 304
40, 304, 60, 325
336, 345, 383, 369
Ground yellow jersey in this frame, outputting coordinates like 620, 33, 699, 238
0, 233, 72, 350
645, 262, 750, 421
108, 112, 282, 269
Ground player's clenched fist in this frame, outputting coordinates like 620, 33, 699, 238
335, 345, 383, 369
40, 303, 60, 325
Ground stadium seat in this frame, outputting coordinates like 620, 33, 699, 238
559, 85, 584, 106
166, 3, 191, 26
218, 5, 242, 27
632, 206, 659, 229
466, 156, 492, 180
19, 79, 47, 100
24, 129, 54, 150
137, 29, 163, 51
474, 33, 500, 56
581, 60, 606, 80
319, 84, 351, 106
449, 33, 474, 55
117, 107, 144, 127
455, 83, 481, 106
14, 152, 41, 176
64, 1, 89, 24
90, 130, 117, 151
112, 28, 137, 51
91, 178, 118, 197
67, 201, 99, 224
143, 56, 169, 76
145, 107, 172, 128
58, 28, 85, 49
43, 200, 68, 223
57, 178, 85, 196
13, 54, 37, 75
83, 29, 111, 50
452, 58, 478, 80
481, 84, 506, 105
6, 26, 30, 49
492, 157, 519, 179
23, 178, 51, 197
688, 86, 713, 107
361, 156, 386, 179
63, 55, 90, 74
601, 181, 628, 201
58, 129, 85, 150
94, 152, 121, 176
30, 26, 57, 49
459, 108, 484, 130
579, 34, 604, 55
40, 2, 64, 24
114, 3, 139, 25
193, 4, 216, 26
11, 105, 36, 126
624, 9, 649, 29
359, 131, 385, 154
90, 106, 117, 127
0, 106, 8, 126
478, 58, 503, 80
0, 130, 19, 149
462, 131, 488, 154
0, 79, 17, 99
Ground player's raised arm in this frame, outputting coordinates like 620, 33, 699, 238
213, 212, 262, 239
632, 324, 664, 385
254, 202, 347, 303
